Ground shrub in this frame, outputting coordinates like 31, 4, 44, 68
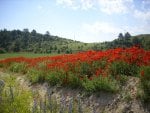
27, 68, 45, 84
45, 70, 62, 86
82, 78, 95, 92
110, 61, 139, 77
68, 72, 82, 88
93, 75, 119, 93
9, 62, 27, 74
82, 75, 119, 93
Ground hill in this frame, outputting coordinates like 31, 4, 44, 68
0, 29, 150, 54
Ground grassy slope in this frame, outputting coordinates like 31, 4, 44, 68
0, 52, 59, 60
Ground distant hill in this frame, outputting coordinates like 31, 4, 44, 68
89, 34, 150, 50
0, 29, 149, 53
0, 29, 92, 53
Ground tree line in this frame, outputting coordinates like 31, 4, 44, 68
0, 29, 149, 53
0, 29, 75, 53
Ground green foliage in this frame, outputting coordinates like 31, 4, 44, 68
93, 76, 119, 93
0, 52, 58, 60
0, 88, 31, 113
0, 74, 32, 113
140, 66, 150, 103
82, 78, 95, 92
0, 48, 6, 54
9, 62, 27, 74
80, 62, 92, 76
46, 70, 62, 86
82, 76, 119, 93
122, 92, 132, 102
68, 72, 82, 88
110, 61, 139, 76
27, 68, 45, 83
0, 29, 149, 54
118, 75, 128, 85
92, 59, 107, 70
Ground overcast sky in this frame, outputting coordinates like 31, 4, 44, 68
0, 0, 150, 42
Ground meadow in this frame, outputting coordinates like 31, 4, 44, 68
0, 46, 150, 113
0, 52, 58, 60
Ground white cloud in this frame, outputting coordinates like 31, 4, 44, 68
82, 22, 122, 34
56, 0, 74, 6
56, 0, 134, 14
79, 21, 123, 42
134, 10, 150, 21
123, 25, 150, 35
133, 1, 150, 22
56, 0, 94, 10
98, 0, 133, 14
56, 0, 79, 10
81, 0, 94, 10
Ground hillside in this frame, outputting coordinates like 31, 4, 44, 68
0, 29, 150, 54
0, 29, 94, 54
91, 34, 150, 51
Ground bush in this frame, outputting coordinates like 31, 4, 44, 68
45, 70, 62, 86
82, 78, 95, 92
110, 61, 139, 77
93, 76, 119, 93
82, 75, 119, 93
68, 72, 82, 88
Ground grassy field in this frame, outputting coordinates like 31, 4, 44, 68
0, 52, 58, 60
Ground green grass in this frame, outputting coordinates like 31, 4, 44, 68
0, 73, 32, 113
0, 52, 58, 60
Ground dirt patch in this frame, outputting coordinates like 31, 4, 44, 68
104, 76, 149, 113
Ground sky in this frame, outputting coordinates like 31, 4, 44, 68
0, 0, 150, 43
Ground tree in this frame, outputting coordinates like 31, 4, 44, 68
54, 45, 57, 50
132, 37, 141, 45
31, 29, 36, 36
45, 31, 50, 36
124, 32, 131, 39
118, 33, 124, 39
23, 28, 29, 33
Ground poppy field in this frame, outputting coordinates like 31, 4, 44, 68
0, 46, 150, 93
0, 46, 150, 113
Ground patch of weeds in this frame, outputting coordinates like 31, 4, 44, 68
140, 66, 150, 103
9, 62, 27, 74
0, 74, 32, 113
27, 68, 45, 84
82, 75, 119, 93
122, 92, 132, 102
